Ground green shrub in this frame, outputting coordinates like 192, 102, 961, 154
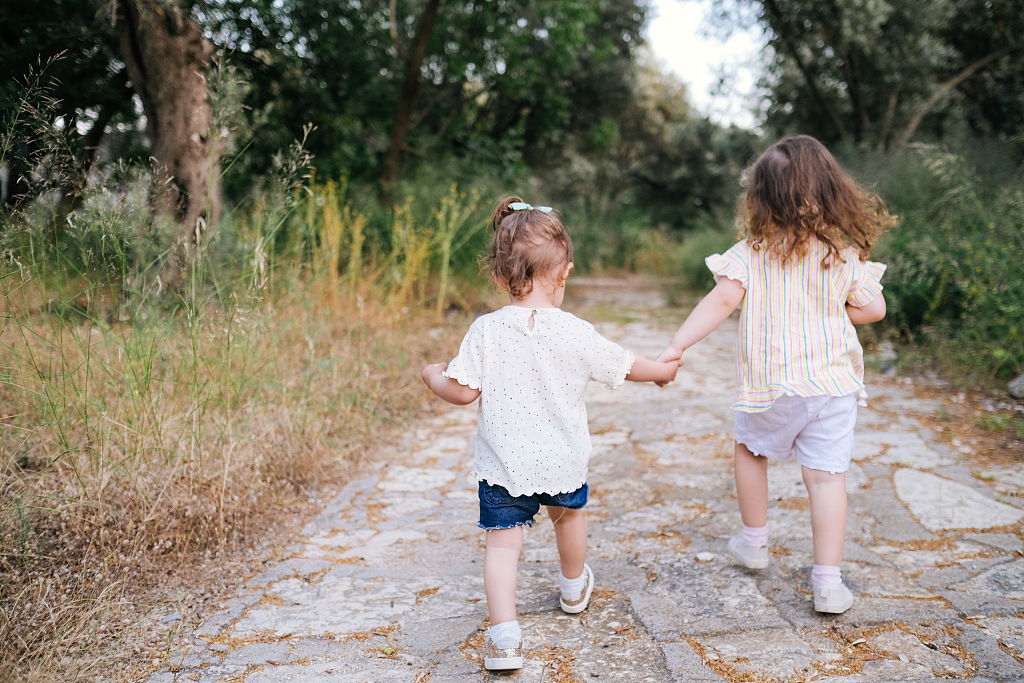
867, 141, 1024, 385
673, 222, 739, 290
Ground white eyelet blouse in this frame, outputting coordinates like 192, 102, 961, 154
443, 305, 634, 497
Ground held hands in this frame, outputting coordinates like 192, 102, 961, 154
656, 346, 684, 365
654, 346, 684, 388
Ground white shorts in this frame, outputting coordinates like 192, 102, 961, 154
734, 393, 858, 474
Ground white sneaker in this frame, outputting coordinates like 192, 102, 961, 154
484, 634, 524, 670
814, 584, 854, 613
728, 534, 769, 569
559, 563, 594, 614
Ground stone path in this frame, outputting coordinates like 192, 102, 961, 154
149, 281, 1024, 683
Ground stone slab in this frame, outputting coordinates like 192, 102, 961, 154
894, 469, 1024, 531
864, 476, 937, 542
869, 628, 965, 675
701, 628, 840, 679
967, 533, 1024, 554
955, 559, 1024, 600
660, 641, 727, 682
958, 623, 1024, 680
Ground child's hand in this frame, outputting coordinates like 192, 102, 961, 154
656, 346, 683, 365
421, 361, 448, 388
653, 347, 682, 387
625, 356, 680, 385
655, 357, 681, 387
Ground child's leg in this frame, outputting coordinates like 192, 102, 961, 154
547, 505, 593, 612
734, 442, 768, 527
546, 506, 586, 579
802, 467, 847, 566
484, 527, 524, 625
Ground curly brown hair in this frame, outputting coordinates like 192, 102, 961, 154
739, 135, 896, 264
488, 196, 573, 299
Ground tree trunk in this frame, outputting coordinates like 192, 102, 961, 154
842, 46, 870, 142
116, 0, 218, 283
878, 85, 901, 151
378, 0, 443, 206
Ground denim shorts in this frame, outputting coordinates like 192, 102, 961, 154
735, 393, 858, 474
477, 480, 589, 531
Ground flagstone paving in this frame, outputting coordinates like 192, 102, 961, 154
148, 281, 1024, 683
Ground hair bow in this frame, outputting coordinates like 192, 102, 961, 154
510, 202, 552, 213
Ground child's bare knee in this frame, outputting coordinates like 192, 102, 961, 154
802, 467, 846, 491
547, 506, 582, 526
486, 527, 524, 552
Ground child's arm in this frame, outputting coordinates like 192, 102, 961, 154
846, 293, 886, 324
626, 356, 679, 384
422, 362, 481, 405
656, 277, 745, 361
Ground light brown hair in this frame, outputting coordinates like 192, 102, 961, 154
489, 196, 573, 299
739, 135, 896, 263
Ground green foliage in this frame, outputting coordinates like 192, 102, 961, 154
937, 0, 1024, 140
974, 411, 1024, 440
0, 1, 135, 207
208, 0, 647, 195
533, 52, 758, 240
0, 0, 133, 128
866, 141, 1024, 384
673, 222, 739, 290
709, 0, 1024, 148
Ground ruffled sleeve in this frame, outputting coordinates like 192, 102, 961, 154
442, 320, 485, 390
705, 241, 750, 288
847, 259, 887, 307
587, 328, 635, 390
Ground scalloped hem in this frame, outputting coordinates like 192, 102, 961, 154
737, 437, 850, 474
705, 253, 748, 288
479, 480, 589, 499
606, 350, 635, 389
736, 438, 793, 462
847, 261, 887, 307
733, 384, 865, 413
441, 368, 481, 391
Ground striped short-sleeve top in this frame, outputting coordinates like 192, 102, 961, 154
707, 239, 886, 413
442, 305, 634, 497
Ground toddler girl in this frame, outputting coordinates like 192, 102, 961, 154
423, 196, 678, 669
657, 136, 895, 614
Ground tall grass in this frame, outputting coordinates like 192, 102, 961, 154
0, 124, 491, 678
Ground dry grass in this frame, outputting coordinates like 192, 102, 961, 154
777, 497, 810, 511
0, 276, 468, 681
0, 170, 495, 682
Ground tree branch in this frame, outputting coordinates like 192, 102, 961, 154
895, 47, 1016, 149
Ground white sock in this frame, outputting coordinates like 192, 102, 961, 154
812, 564, 843, 591
559, 567, 587, 601
489, 620, 522, 645
742, 524, 769, 547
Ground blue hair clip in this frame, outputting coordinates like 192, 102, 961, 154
510, 201, 552, 213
